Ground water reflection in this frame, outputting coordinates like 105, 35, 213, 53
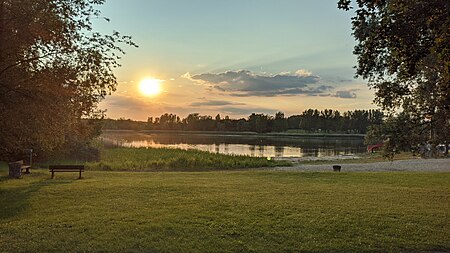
275, 146, 284, 157
101, 130, 366, 158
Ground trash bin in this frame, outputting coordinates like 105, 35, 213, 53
8, 161, 23, 178
332, 165, 341, 172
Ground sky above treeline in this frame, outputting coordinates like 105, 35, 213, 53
94, 0, 377, 121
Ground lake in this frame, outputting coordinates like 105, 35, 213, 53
101, 130, 366, 158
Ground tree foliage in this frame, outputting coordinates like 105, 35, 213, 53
0, 0, 136, 161
105, 109, 383, 134
338, 0, 450, 156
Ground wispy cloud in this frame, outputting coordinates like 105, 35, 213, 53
334, 89, 358, 99
184, 69, 345, 97
105, 95, 149, 110
219, 106, 278, 116
190, 100, 245, 107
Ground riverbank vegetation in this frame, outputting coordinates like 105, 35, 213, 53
83, 147, 291, 171
1, 169, 448, 252
37, 145, 422, 170
103, 109, 384, 134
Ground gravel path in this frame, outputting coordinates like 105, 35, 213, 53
273, 158, 450, 172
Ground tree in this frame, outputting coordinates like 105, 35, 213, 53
338, 0, 450, 155
159, 113, 180, 130
0, 0, 137, 161
273, 112, 288, 132
183, 113, 200, 131
248, 113, 271, 133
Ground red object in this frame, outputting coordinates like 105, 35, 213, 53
367, 143, 384, 152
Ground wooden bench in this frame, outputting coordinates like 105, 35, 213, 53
21, 161, 31, 174
49, 165, 85, 179
18, 149, 33, 174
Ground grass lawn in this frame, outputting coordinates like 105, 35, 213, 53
1, 166, 449, 252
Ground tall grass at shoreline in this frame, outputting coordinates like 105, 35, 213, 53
86, 147, 291, 171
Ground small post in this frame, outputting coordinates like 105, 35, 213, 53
29, 149, 33, 167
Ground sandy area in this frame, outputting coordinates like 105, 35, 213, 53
272, 158, 450, 172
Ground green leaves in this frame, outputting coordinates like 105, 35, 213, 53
0, 0, 136, 161
340, 0, 450, 155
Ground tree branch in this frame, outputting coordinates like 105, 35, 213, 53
0, 51, 60, 76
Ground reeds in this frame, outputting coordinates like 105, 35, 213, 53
87, 147, 291, 171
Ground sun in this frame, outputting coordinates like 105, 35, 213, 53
139, 78, 162, 96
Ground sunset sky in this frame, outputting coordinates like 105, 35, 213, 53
95, 0, 377, 121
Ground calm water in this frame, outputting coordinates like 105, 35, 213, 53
101, 130, 366, 158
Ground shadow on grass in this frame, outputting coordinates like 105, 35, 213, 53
0, 174, 74, 221
0, 174, 10, 183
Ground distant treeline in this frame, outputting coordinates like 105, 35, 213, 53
103, 109, 383, 134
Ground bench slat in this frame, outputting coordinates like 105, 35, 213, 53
21, 165, 31, 174
50, 170, 85, 172
49, 168, 85, 171
49, 165, 84, 170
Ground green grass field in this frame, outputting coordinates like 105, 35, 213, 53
1, 167, 449, 252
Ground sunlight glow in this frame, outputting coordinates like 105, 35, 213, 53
139, 78, 162, 96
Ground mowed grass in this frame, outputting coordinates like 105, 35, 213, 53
1, 167, 449, 252
86, 147, 291, 171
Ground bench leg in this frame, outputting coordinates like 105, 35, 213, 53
51, 171, 54, 179
25, 168, 30, 174
79, 170, 82, 179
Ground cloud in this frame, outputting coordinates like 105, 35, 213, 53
99, 95, 155, 120
335, 89, 358, 99
190, 100, 245, 107
185, 69, 340, 97
188, 99, 277, 116
105, 95, 149, 110
219, 106, 278, 116
295, 69, 313, 77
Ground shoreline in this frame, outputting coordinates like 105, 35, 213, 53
103, 129, 366, 139
272, 158, 450, 172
